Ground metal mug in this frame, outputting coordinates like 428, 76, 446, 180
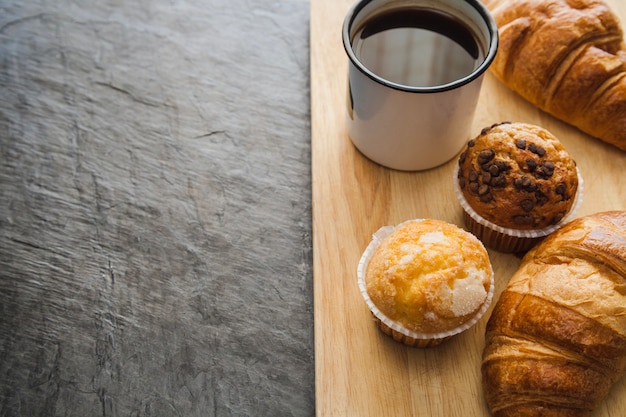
342, 0, 499, 171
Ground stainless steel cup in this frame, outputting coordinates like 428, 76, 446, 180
343, 0, 498, 171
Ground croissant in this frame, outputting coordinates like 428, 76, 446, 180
483, 0, 626, 151
481, 211, 626, 417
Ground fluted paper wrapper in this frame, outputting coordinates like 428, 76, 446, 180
357, 219, 495, 348
453, 165, 584, 253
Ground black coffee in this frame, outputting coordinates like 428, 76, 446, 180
351, 8, 484, 87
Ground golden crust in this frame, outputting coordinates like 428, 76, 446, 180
457, 122, 578, 230
365, 219, 492, 334
483, 0, 626, 151
482, 211, 626, 417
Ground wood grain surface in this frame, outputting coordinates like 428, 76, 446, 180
310, 0, 626, 416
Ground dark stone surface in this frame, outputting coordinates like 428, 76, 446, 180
0, 1, 314, 416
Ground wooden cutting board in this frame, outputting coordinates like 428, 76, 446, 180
310, 0, 626, 416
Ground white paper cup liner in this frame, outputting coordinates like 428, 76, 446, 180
452, 164, 584, 252
357, 219, 495, 347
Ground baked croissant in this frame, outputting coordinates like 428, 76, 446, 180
483, 0, 626, 151
481, 211, 626, 417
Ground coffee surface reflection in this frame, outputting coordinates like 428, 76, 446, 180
351, 8, 484, 87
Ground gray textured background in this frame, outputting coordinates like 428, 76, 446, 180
0, 1, 314, 415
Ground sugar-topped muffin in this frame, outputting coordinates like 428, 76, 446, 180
358, 219, 494, 347
454, 122, 582, 252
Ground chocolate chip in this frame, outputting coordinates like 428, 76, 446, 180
526, 159, 537, 172
555, 183, 566, 195
513, 214, 534, 225
459, 178, 466, 188
535, 162, 555, 180
495, 161, 512, 171
488, 164, 500, 176
490, 121, 510, 130
469, 171, 479, 182
459, 151, 466, 165
469, 182, 479, 193
480, 122, 506, 135
491, 175, 506, 187
528, 143, 546, 156
480, 193, 493, 203
535, 190, 549, 206
478, 184, 490, 195
478, 149, 495, 165
482, 172, 492, 184
515, 175, 536, 192
468, 140, 476, 148
520, 199, 534, 212
515, 139, 527, 150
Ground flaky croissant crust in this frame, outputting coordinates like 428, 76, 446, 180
482, 211, 626, 417
484, 0, 626, 151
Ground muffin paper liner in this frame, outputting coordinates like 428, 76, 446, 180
357, 219, 495, 347
452, 164, 584, 252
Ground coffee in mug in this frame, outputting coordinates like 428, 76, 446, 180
343, 0, 499, 171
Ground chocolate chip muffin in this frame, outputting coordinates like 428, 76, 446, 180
454, 122, 582, 252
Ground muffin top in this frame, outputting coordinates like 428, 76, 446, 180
457, 122, 578, 230
365, 219, 493, 334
